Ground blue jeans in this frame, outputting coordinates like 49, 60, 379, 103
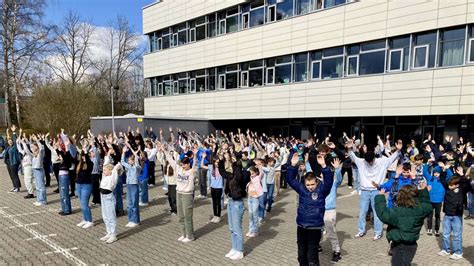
126, 184, 140, 223
33, 168, 46, 204
358, 190, 383, 236
469, 192, 474, 216
76, 183, 92, 222
228, 198, 244, 252
258, 194, 265, 220
248, 197, 259, 234
265, 183, 275, 210
101, 193, 117, 236
352, 168, 360, 192
114, 176, 124, 211
442, 215, 463, 255
139, 178, 149, 204
59, 174, 71, 214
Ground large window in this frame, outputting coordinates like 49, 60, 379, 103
222, 64, 239, 89
208, 14, 217, 38
324, 0, 346, 8
208, 68, 216, 91
195, 16, 207, 41
388, 36, 410, 71
267, 56, 292, 84
226, 7, 239, 34
276, 0, 294, 21
310, 51, 322, 80
163, 77, 172, 96
162, 28, 171, 49
250, 0, 265, 28
358, 40, 386, 75
294, 53, 308, 82
413, 31, 436, 69
296, 0, 311, 15
439, 27, 465, 67
321, 47, 343, 79
249, 60, 264, 86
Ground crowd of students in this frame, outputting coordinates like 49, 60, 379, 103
3, 124, 473, 265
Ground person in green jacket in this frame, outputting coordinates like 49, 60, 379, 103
375, 183, 433, 266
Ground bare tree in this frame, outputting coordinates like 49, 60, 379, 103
46, 11, 94, 87
1, 0, 50, 126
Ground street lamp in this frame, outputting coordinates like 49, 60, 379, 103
111, 85, 119, 134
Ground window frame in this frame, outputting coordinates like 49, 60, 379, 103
267, 5, 276, 22
218, 19, 226, 35
413, 44, 429, 69
310, 60, 322, 80
218, 74, 226, 90
266, 67, 275, 85
242, 12, 249, 29
346, 55, 359, 76
172, 81, 179, 95
388, 48, 404, 72
189, 78, 196, 93
469, 37, 474, 63
158, 83, 163, 96
189, 28, 196, 43
241, 70, 249, 87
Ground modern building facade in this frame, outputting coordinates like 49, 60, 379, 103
142, 0, 474, 140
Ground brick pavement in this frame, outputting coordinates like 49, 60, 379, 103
0, 163, 472, 265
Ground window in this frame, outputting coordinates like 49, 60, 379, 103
269, 55, 292, 84
358, 40, 386, 75
149, 33, 157, 53
296, 0, 311, 15
189, 28, 196, 43
150, 78, 156, 97
413, 45, 429, 69
178, 76, 188, 94
172, 80, 178, 95
225, 64, 239, 89
276, 0, 294, 20
162, 29, 171, 49
388, 35, 410, 71
266, 67, 275, 84
311, 61, 321, 79
164, 80, 172, 96
318, 47, 343, 79
294, 53, 308, 82
218, 19, 226, 35
172, 33, 178, 47
158, 82, 163, 96
241, 71, 249, 87
226, 7, 239, 34
250, 1, 265, 27
208, 68, 216, 91
192, 69, 206, 93
218, 74, 226, 90
189, 79, 196, 93
248, 59, 264, 86
196, 17, 207, 41
347, 55, 358, 76
242, 12, 249, 29
388, 49, 403, 71
267, 5, 276, 22
208, 14, 217, 38
439, 27, 465, 67
413, 31, 436, 68
177, 23, 187, 46
312, 0, 323, 10
324, 0, 346, 8
470, 26, 474, 63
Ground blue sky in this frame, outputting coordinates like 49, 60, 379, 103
45, 0, 156, 33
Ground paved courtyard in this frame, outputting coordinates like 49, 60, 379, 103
0, 163, 472, 265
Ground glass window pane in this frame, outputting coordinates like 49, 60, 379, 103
178, 31, 187, 45
250, 7, 265, 27
275, 65, 292, 84
249, 69, 263, 86
241, 62, 249, 71
470, 39, 474, 62
442, 28, 465, 41
208, 71, 216, 91
196, 25, 206, 41
361, 40, 386, 51
164, 82, 172, 96
391, 36, 410, 49
251, 0, 265, 8
440, 39, 465, 66
322, 57, 343, 78
359, 51, 385, 75
348, 56, 358, 75
249, 60, 263, 68
415, 32, 436, 45
323, 47, 343, 57
196, 77, 206, 92
294, 53, 308, 82
389, 50, 402, 71
227, 64, 238, 71
347, 45, 360, 55
241, 72, 249, 87
267, 68, 275, 84
296, 0, 311, 15
226, 16, 238, 33
324, 0, 346, 8
162, 35, 170, 49
276, 55, 292, 64
226, 73, 238, 89
179, 80, 188, 94
312, 61, 321, 79
414, 46, 427, 68
276, 0, 293, 20
311, 51, 322, 60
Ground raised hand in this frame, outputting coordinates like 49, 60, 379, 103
345, 139, 354, 149
316, 154, 326, 168
331, 158, 341, 169
455, 166, 464, 176
395, 140, 403, 151
396, 164, 403, 177
291, 153, 299, 167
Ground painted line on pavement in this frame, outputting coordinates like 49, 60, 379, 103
8, 222, 38, 229
26, 234, 57, 241
7, 211, 46, 217
0, 209, 86, 266
43, 247, 79, 255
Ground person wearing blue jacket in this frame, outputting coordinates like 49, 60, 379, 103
286, 153, 334, 266
425, 164, 453, 236
138, 152, 150, 206
375, 163, 416, 209
121, 145, 142, 228
5, 125, 22, 192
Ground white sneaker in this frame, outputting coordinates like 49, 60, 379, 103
248, 232, 257, 238
438, 250, 450, 256
106, 235, 117, 244
77, 221, 86, 227
33, 202, 43, 207
225, 249, 237, 258
214, 217, 221, 223
100, 234, 111, 241
178, 236, 185, 241
128, 222, 139, 228
210, 217, 217, 223
449, 253, 463, 260
139, 202, 148, 207
350, 190, 358, 195
230, 251, 244, 260
181, 237, 193, 243
82, 222, 94, 229
125, 222, 132, 227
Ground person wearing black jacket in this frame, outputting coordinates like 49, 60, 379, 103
219, 159, 248, 261
75, 151, 94, 229
438, 167, 470, 260
56, 143, 73, 215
